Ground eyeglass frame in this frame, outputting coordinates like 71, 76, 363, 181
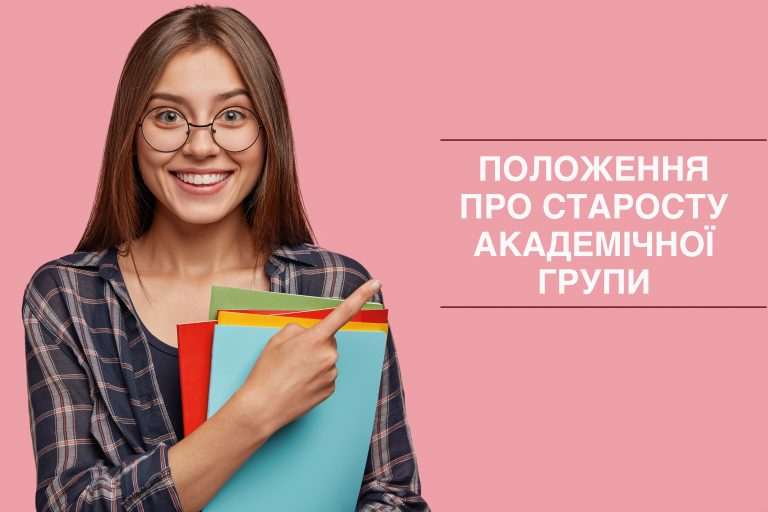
136, 104, 264, 153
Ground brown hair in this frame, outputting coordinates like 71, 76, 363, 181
76, 4, 316, 281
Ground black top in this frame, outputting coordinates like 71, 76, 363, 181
138, 317, 185, 441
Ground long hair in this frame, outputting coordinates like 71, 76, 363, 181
76, 4, 316, 281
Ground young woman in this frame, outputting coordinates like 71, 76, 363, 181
22, 5, 428, 511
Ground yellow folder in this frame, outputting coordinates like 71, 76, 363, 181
216, 310, 389, 334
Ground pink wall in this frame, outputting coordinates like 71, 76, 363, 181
2, 1, 766, 509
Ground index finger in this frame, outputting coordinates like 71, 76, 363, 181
303, 279, 381, 341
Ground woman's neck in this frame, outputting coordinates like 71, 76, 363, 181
122, 204, 263, 281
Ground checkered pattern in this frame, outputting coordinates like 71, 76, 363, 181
23, 243, 429, 511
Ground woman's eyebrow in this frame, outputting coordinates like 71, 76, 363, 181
148, 88, 251, 105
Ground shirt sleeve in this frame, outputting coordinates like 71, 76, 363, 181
23, 294, 183, 511
355, 284, 431, 512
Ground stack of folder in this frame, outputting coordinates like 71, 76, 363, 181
176, 285, 389, 511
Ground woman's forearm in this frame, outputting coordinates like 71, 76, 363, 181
167, 390, 277, 511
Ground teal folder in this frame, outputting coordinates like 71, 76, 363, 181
204, 324, 387, 512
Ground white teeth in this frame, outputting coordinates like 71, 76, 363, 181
174, 172, 230, 185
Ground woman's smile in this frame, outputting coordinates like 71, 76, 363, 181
169, 168, 235, 195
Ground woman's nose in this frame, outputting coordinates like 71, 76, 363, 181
182, 124, 221, 157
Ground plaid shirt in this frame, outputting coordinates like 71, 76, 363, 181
23, 243, 429, 511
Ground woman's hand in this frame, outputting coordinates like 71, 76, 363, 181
166, 278, 381, 511
233, 278, 382, 436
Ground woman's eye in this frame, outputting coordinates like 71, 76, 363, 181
155, 109, 184, 124
220, 109, 245, 122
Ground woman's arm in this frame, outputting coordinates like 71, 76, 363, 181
356, 325, 430, 512
355, 284, 430, 511
25, 299, 186, 511
165, 387, 276, 511
26, 295, 283, 512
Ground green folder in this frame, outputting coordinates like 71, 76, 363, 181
208, 285, 384, 320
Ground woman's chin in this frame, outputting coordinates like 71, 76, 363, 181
165, 204, 235, 227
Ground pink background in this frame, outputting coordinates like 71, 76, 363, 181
2, 1, 767, 510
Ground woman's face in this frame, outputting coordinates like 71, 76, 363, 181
134, 45, 265, 226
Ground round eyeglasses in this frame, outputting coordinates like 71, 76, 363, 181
137, 105, 263, 153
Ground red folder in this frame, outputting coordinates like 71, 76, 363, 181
231, 308, 389, 323
177, 321, 218, 438
177, 308, 389, 437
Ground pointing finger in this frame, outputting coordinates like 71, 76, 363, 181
303, 279, 381, 341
